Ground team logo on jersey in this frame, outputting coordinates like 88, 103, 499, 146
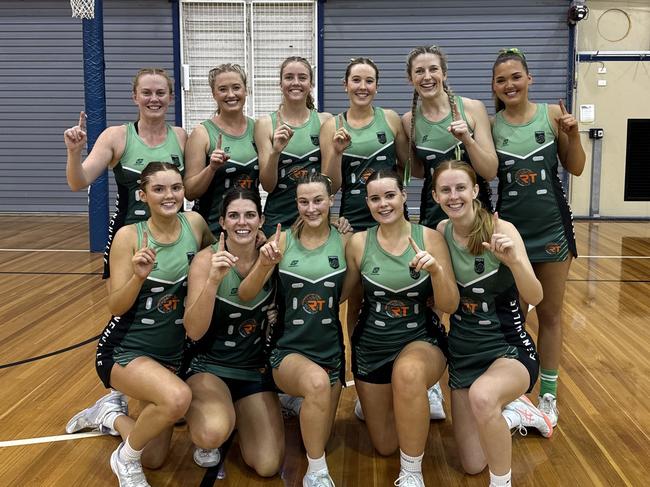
157, 294, 180, 314
223, 146, 231, 153
409, 267, 421, 280
328, 256, 340, 269
239, 319, 257, 337
460, 297, 479, 315
421, 135, 429, 143
289, 166, 309, 181
302, 293, 326, 314
171, 155, 181, 167
501, 138, 509, 146
514, 169, 538, 186
535, 131, 546, 144
311, 135, 320, 146
474, 257, 485, 274
230, 287, 238, 296
289, 259, 299, 267
152, 261, 159, 271
376, 131, 387, 144
135, 158, 145, 166
545, 242, 561, 255
359, 168, 375, 184
186, 252, 196, 265
385, 299, 409, 318
371, 266, 380, 275
236, 175, 255, 190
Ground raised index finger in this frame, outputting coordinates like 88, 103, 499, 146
217, 132, 222, 151
274, 223, 281, 243
141, 230, 149, 249
338, 113, 344, 129
218, 232, 225, 252
79, 111, 87, 131
559, 99, 568, 115
408, 236, 422, 254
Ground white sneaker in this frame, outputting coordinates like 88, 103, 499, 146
427, 383, 446, 420
110, 443, 150, 487
66, 390, 127, 436
279, 393, 303, 418
503, 395, 553, 438
538, 393, 559, 427
354, 398, 365, 421
303, 468, 334, 487
193, 446, 221, 468
394, 470, 425, 486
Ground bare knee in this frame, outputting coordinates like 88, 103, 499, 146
303, 371, 331, 399
392, 361, 426, 396
468, 386, 499, 424
157, 383, 192, 422
461, 458, 487, 476
246, 453, 283, 477
191, 419, 234, 449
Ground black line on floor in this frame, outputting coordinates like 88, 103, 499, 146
0, 334, 100, 369
200, 434, 235, 487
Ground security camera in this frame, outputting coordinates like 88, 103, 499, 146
568, 2, 589, 25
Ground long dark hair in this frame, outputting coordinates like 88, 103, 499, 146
492, 48, 530, 113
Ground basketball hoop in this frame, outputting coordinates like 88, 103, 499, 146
70, 0, 95, 19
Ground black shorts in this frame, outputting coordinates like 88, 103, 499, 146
185, 368, 276, 402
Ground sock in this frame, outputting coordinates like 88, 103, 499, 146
399, 450, 423, 474
489, 469, 512, 487
502, 408, 520, 430
102, 410, 125, 431
306, 453, 328, 474
540, 368, 558, 397
119, 437, 143, 463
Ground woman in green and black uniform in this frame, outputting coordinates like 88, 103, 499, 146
433, 160, 551, 487
66, 162, 213, 487
184, 64, 259, 234
321, 57, 411, 231
256, 56, 333, 235
402, 45, 497, 229
64, 68, 186, 283
491, 49, 585, 426
239, 173, 350, 487
343, 170, 458, 487
182, 188, 284, 476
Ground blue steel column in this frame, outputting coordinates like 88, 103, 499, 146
83, 0, 109, 252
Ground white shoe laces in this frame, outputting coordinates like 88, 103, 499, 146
394, 471, 424, 486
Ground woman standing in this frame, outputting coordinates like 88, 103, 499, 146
184, 64, 259, 234
256, 56, 332, 235
402, 45, 497, 228
239, 173, 349, 487
66, 162, 214, 486
182, 188, 284, 476
432, 160, 552, 487
491, 49, 585, 426
64, 68, 186, 282
343, 170, 458, 487
321, 57, 410, 231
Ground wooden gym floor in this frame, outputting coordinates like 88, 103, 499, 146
0, 216, 648, 486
